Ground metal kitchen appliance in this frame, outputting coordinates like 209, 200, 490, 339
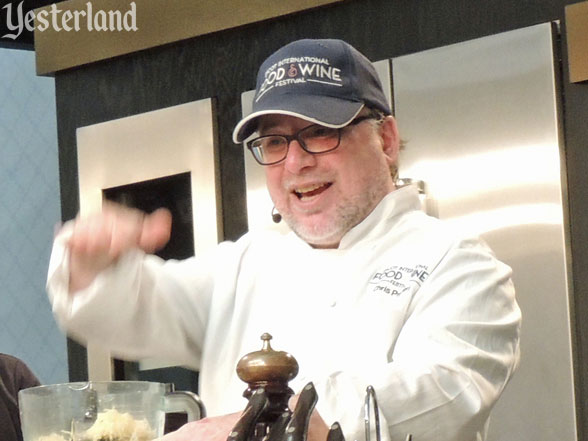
18, 381, 205, 441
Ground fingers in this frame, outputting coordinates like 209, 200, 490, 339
67, 212, 114, 258
67, 203, 172, 260
65, 203, 172, 293
69, 204, 136, 260
140, 207, 173, 253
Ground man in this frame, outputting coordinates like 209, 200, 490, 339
0, 353, 41, 441
47, 39, 521, 441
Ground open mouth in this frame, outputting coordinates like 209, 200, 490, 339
294, 183, 332, 200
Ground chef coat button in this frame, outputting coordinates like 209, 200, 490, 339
329, 300, 337, 307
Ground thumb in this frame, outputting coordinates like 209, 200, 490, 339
139, 207, 172, 253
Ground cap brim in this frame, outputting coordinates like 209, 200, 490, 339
232, 94, 364, 143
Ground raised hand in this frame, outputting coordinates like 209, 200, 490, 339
66, 201, 172, 293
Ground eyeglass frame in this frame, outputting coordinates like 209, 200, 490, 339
245, 110, 385, 166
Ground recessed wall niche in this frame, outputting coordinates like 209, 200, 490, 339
103, 172, 195, 260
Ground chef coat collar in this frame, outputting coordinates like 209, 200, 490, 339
337, 184, 422, 249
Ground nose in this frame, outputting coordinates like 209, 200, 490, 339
283, 139, 316, 174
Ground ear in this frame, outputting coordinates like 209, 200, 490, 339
379, 115, 401, 166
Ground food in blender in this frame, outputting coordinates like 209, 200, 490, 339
83, 409, 155, 441
34, 409, 154, 441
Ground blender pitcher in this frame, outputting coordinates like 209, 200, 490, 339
18, 381, 205, 441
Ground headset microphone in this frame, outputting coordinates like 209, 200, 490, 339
271, 207, 282, 224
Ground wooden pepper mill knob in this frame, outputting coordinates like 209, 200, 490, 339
236, 333, 299, 420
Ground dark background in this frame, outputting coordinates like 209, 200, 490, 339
4, 0, 588, 438
0, 0, 54, 48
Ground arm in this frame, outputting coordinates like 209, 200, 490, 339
159, 412, 242, 441
47, 202, 215, 367
14, 358, 41, 391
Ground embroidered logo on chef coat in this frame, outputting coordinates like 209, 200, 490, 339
368, 264, 430, 296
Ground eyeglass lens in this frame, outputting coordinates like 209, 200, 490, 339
249, 125, 340, 165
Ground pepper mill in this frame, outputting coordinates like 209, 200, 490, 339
228, 333, 299, 441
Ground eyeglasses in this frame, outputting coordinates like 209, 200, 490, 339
246, 113, 383, 166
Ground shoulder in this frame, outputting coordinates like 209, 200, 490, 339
0, 353, 21, 374
390, 207, 471, 251
380, 208, 510, 283
0, 354, 41, 391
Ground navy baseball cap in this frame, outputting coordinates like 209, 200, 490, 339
232, 39, 392, 143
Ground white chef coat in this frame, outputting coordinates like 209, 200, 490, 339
47, 185, 521, 441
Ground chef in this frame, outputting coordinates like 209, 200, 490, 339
47, 38, 521, 441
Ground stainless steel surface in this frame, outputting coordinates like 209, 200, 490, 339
393, 23, 575, 441
240, 59, 392, 234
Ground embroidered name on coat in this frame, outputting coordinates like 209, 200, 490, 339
368, 264, 430, 296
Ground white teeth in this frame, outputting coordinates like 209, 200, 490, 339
295, 183, 324, 194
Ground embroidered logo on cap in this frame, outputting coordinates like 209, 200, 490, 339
255, 56, 344, 102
